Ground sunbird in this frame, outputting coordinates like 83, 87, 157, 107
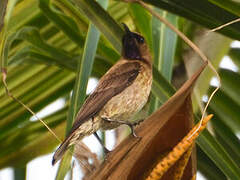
52, 24, 152, 165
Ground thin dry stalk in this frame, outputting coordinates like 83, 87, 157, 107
208, 18, 240, 33
1, 69, 62, 143
1, 69, 102, 172
1, 69, 97, 170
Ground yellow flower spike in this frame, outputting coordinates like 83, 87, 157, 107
146, 114, 213, 180
173, 145, 193, 180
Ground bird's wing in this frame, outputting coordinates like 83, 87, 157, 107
70, 61, 141, 134
52, 61, 141, 165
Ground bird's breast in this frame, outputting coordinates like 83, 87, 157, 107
99, 62, 152, 129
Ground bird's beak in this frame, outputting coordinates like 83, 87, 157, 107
122, 23, 132, 35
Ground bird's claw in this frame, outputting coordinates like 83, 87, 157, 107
129, 123, 140, 138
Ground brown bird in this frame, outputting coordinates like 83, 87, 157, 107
52, 24, 152, 165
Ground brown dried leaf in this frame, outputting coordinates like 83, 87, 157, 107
87, 62, 207, 179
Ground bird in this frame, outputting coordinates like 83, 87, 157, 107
52, 23, 152, 165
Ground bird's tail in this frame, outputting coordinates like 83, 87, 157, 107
52, 117, 101, 165
52, 133, 75, 165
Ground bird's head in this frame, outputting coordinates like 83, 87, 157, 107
122, 23, 151, 64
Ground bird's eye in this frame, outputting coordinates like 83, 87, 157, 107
137, 36, 144, 43
133, 33, 145, 44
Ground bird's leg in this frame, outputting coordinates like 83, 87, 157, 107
102, 117, 140, 138
126, 122, 139, 138
93, 132, 110, 154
